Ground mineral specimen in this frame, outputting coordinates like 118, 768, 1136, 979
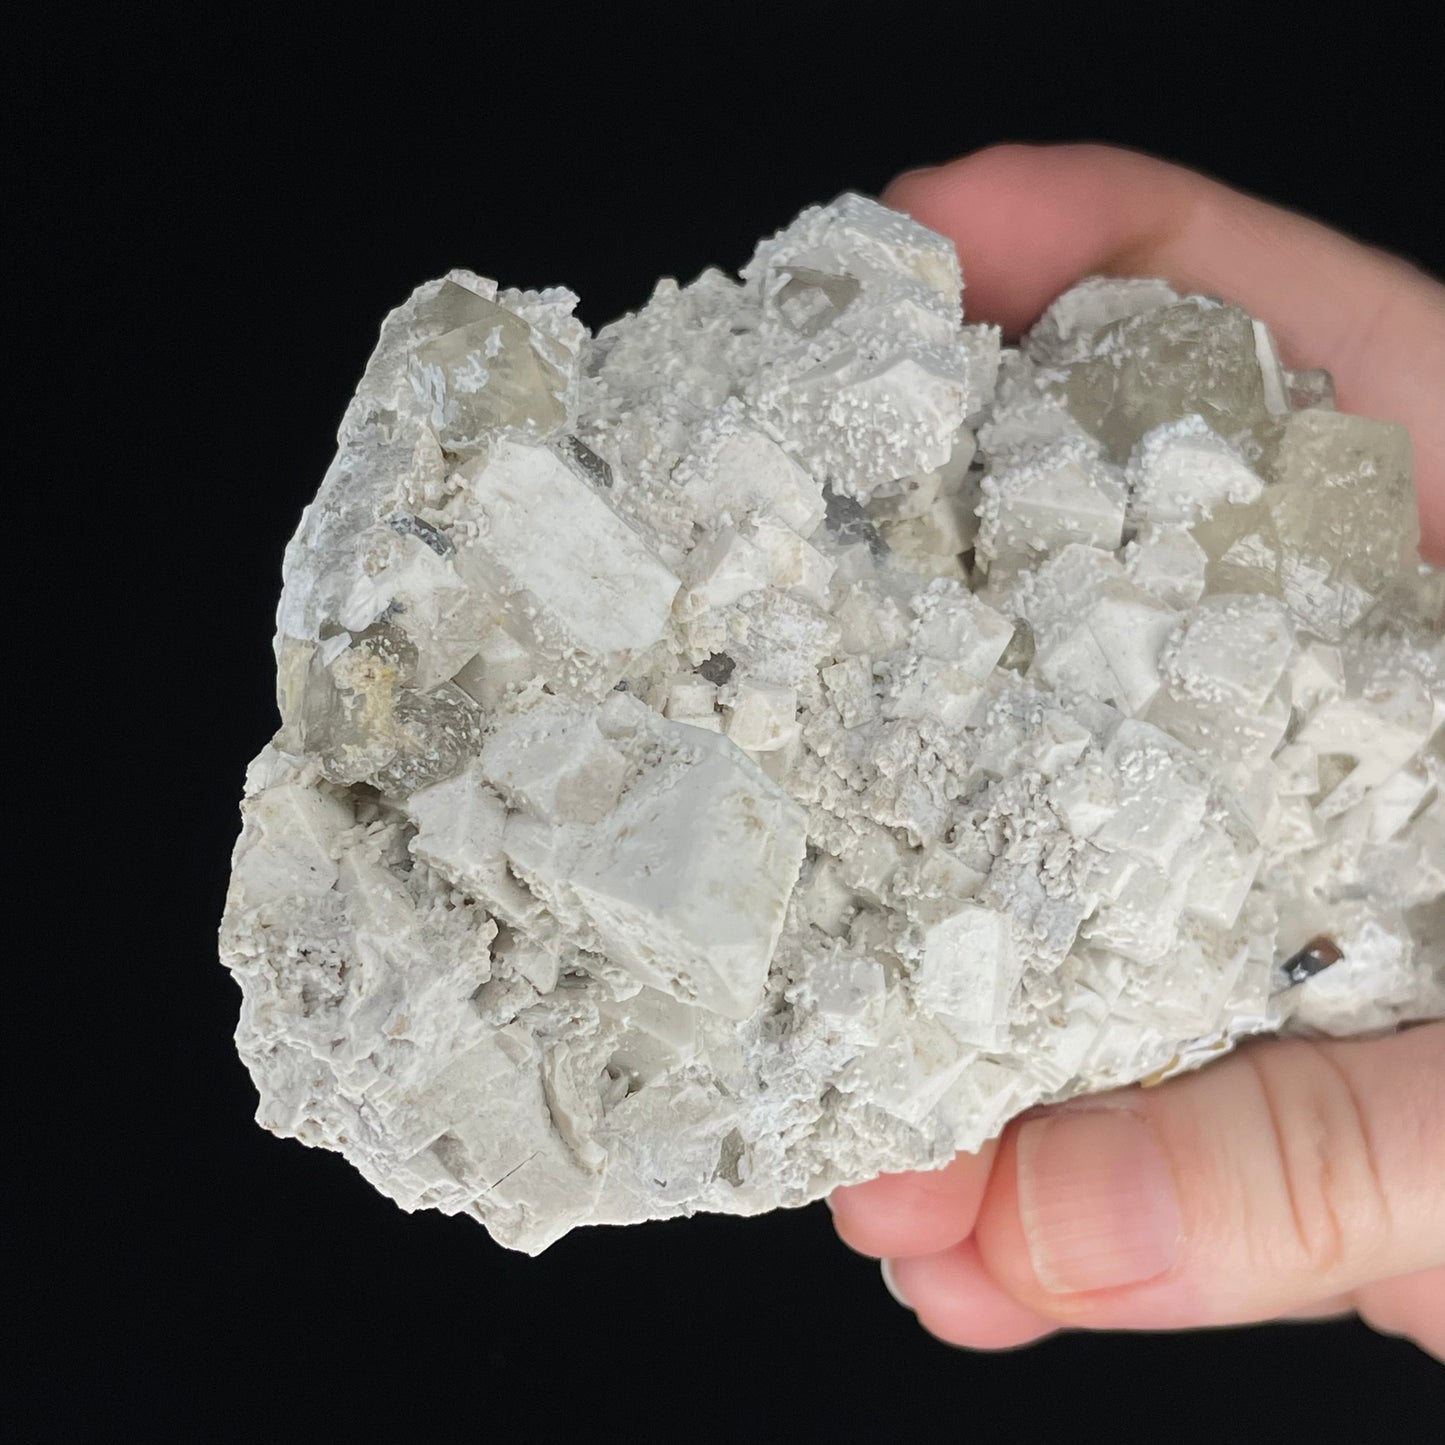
221, 195, 1444, 1253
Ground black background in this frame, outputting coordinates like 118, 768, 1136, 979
16, 5, 1443, 1440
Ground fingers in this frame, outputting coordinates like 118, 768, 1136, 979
829, 1141, 997, 1258
886, 1240, 1059, 1351
1355, 1265, 1445, 1361
971, 1024, 1445, 1332
838, 150, 1443, 1349
884, 144, 1445, 559
885, 146, 1204, 338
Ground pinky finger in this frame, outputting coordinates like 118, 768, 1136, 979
887, 1240, 1060, 1351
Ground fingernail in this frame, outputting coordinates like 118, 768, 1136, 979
823, 1193, 837, 1214
1016, 1110, 1181, 1294
880, 1257, 913, 1310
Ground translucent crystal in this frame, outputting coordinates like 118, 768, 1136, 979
770, 266, 862, 336
1286, 366, 1336, 411
1194, 409, 1417, 638
1025, 275, 1180, 365
1061, 299, 1268, 461
296, 622, 482, 794
408, 287, 571, 450
222, 198, 1442, 1255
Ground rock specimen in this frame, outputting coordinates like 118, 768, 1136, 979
221, 196, 1444, 1253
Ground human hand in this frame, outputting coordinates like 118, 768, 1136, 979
828, 145, 1445, 1358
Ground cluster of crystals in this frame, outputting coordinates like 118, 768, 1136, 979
222, 196, 1444, 1253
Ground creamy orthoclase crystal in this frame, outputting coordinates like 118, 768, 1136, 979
222, 196, 1444, 1252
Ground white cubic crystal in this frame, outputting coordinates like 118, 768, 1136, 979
1033, 576, 1178, 715
914, 905, 1021, 1048
452, 625, 535, 710
724, 681, 798, 752
662, 674, 722, 730
507, 723, 807, 1021
1148, 595, 1297, 774
979, 388, 1104, 461
1179, 805, 1262, 931
1296, 670, 1434, 818
480, 696, 628, 823
792, 943, 888, 1041
740, 198, 997, 499
880, 580, 1012, 727
979, 442, 1127, 567
678, 526, 770, 613
1125, 525, 1208, 609
910, 579, 1014, 676
228, 777, 349, 903
833, 581, 909, 657
1094, 720, 1210, 869
1163, 594, 1296, 711
677, 402, 826, 537
747, 517, 836, 603
1083, 861, 1189, 963
744, 191, 965, 314
453, 440, 680, 691
1128, 414, 1263, 525
600, 987, 701, 1086
406, 764, 543, 930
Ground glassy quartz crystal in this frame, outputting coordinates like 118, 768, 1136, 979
221, 195, 1444, 1253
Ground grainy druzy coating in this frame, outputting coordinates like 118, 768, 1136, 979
222, 195, 1444, 1253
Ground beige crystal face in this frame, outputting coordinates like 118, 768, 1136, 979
408, 284, 572, 449
222, 198, 1444, 1254
1061, 299, 1269, 461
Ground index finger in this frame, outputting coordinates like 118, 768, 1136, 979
884, 144, 1445, 559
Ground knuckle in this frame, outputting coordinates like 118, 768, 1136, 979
1244, 1040, 1393, 1282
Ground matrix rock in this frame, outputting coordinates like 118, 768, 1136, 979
221, 196, 1444, 1252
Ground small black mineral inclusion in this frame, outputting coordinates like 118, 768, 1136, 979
822, 482, 887, 559
385, 512, 454, 557
696, 652, 736, 685
1283, 935, 1343, 985
561, 435, 613, 489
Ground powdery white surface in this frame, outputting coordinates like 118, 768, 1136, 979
222, 196, 1445, 1253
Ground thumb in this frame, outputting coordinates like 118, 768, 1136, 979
973, 1023, 1445, 1330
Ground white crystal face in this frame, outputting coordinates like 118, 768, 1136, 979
222, 198, 1445, 1254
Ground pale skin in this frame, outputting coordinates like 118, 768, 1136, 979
828, 145, 1445, 1359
